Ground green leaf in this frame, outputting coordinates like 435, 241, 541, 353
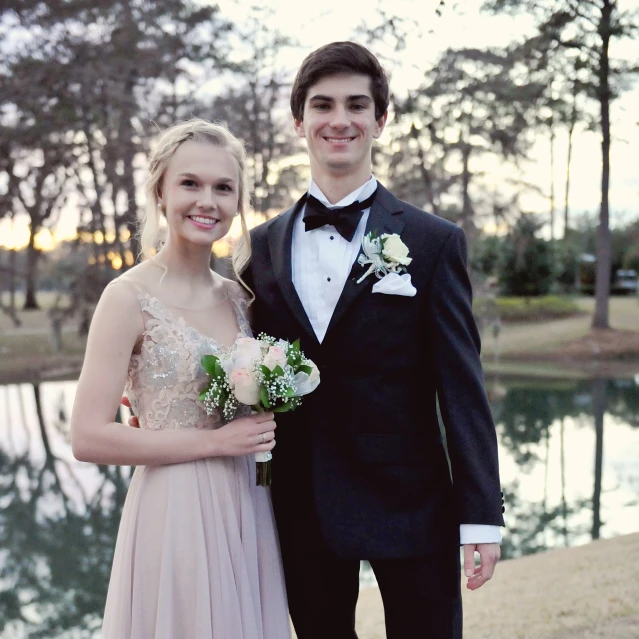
260, 364, 272, 377
297, 364, 312, 375
260, 386, 271, 409
272, 365, 285, 376
201, 355, 220, 376
292, 339, 301, 351
273, 401, 293, 413
198, 389, 208, 401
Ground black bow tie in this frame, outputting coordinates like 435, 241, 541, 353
303, 190, 377, 242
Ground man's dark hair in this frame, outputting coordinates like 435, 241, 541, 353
290, 42, 390, 121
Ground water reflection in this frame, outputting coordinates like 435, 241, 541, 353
489, 375, 639, 559
0, 382, 131, 638
0, 376, 637, 635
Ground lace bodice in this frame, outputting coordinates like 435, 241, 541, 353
123, 285, 252, 431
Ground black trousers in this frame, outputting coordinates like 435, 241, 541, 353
278, 513, 462, 639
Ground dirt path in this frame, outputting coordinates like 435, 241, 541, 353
343, 533, 639, 639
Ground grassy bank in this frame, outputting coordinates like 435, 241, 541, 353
479, 296, 639, 378
1, 294, 638, 383
343, 533, 639, 639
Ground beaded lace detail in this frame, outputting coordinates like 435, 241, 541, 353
124, 286, 251, 431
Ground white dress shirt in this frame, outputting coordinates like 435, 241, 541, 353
291, 177, 502, 545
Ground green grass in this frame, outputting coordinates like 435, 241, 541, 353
474, 295, 583, 323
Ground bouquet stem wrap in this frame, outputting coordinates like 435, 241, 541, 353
253, 409, 273, 487
255, 451, 273, 486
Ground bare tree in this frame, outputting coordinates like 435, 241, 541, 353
483, 0, 639, 328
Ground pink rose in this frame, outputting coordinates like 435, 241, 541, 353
230, 369, 260, 406
263, 345, 288, 371
233, 337, 263, 371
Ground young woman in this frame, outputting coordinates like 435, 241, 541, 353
70, 119, 289, 639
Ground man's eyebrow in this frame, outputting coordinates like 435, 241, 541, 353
308, 94, 373, 102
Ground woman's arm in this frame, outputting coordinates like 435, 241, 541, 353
70, 281, 275, 466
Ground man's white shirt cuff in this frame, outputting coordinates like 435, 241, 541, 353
459, 524, 502, 545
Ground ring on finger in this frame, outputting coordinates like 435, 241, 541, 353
262, 432, 267, 444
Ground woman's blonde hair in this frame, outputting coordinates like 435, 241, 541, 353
140, 117, 252, 285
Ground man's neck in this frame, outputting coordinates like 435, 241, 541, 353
310, 166, 373, 204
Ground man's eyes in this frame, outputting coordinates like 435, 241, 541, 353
312, 103, 367, 111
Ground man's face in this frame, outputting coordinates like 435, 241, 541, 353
294, 73, 387, 179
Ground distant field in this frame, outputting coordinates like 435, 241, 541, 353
481, 296, 639, 358
0, 291, 72, 333
0, 291, 637, 383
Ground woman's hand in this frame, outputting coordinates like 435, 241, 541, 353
122, 397, 275, 458
212, 412, 276, 457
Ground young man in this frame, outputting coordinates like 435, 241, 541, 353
245, 41, 504, 639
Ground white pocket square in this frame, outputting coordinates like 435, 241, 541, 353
372, 272, 417, 297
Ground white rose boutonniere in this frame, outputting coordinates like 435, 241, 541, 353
381, 233, 412, 266
356, 231, 417, 297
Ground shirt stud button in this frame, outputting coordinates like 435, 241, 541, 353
330, 236, 334, 240
327, 277, 331, 282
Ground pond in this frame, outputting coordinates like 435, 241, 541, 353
0, 374, 638, 637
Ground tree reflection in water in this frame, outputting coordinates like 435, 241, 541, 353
0, 376, 637, 634
490, 376, 639, 560
0, 383, 130, 638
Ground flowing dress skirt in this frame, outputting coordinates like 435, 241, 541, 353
102, 454, 290, 639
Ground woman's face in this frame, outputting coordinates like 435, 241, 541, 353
159, 141, 240, 248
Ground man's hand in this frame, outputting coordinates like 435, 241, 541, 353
463, 543, 500, 591
121, 396, 139, 428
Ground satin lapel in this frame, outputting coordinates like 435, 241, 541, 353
325, 184, 406, 336
267, 198, 317, 343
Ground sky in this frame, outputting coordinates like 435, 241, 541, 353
1, 0, 638, 249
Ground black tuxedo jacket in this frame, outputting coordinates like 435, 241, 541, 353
245, 183, 504, 559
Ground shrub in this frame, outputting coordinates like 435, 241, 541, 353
474, 295, 582, 323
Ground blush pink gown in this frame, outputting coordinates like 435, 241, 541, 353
101, 281, 290, 639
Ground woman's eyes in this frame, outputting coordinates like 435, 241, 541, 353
180, 180, 233, 192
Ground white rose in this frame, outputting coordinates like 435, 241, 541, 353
230, 369, 261, 406
263, 345, 288, 371
232, 337, 263, 372
381, 234, 412, 266
292, 359, 321, 396
306, 359, 320, 385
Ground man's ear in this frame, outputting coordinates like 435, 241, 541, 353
293, 117, 306, 139
373, 110, 388, 140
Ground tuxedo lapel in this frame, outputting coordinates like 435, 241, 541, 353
267, 198, 317, 343
325, 184, 406, 336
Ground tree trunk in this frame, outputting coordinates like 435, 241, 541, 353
549, 117, 555, 240
410, 125, 440, 216
560, 417, 568, 546
23, 228, 40, 310
592, 1, 613, 329
9, 245, 17, 313
460, 142, 475, 267
591, 377, 606, 540
120, 0, 140, 264
563, 84, 578, 238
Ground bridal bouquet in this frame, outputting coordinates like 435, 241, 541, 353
199, 334, 320, 486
